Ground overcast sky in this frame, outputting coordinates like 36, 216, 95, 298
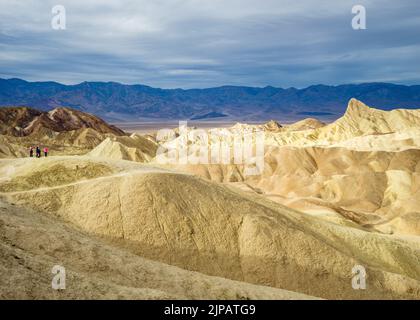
0, 0, 419, 88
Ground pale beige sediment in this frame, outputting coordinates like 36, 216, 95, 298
1, 156, 419, 299
0, 98, 420, 300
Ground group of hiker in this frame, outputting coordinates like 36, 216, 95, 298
29, 146, 49, 158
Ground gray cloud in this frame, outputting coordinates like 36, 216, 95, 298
0, 0, 419, 88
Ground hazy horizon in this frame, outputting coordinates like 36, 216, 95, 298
3, 77, 420, 91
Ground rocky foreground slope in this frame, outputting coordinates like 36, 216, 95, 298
0, 195, 314, 299
0, 98, 419, 300
0, 157, 419, 299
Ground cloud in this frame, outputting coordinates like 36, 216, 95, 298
0, 0, 419, 88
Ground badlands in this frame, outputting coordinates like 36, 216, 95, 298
0, 99, 420, 299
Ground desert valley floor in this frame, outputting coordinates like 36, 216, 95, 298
1, 98, 420, 299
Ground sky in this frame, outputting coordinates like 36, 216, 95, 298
0, 0, 419, 89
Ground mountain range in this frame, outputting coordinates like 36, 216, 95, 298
1, 78, 420, 121
0, 106, 125, 137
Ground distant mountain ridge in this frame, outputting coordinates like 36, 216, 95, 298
1, 78, 420, 121
0, 106, 125, 137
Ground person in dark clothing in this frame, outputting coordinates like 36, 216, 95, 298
36, 146, 41, 158
29, 147, 34, 158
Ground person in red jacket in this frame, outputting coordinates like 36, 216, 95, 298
43, 147, 49, 157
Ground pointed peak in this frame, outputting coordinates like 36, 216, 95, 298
348, 98, 369, 108
263, 120, 282, 131
344, 98, 373, 117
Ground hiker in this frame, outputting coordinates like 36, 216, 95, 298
36, 146, 41, 158
29, 146, 34, 158
43, 147, 49, 157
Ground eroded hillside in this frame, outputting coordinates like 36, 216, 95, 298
0, 98, 419, 300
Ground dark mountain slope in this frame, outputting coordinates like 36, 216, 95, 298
1, 78, 420, 120
0, 106, 125, 137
